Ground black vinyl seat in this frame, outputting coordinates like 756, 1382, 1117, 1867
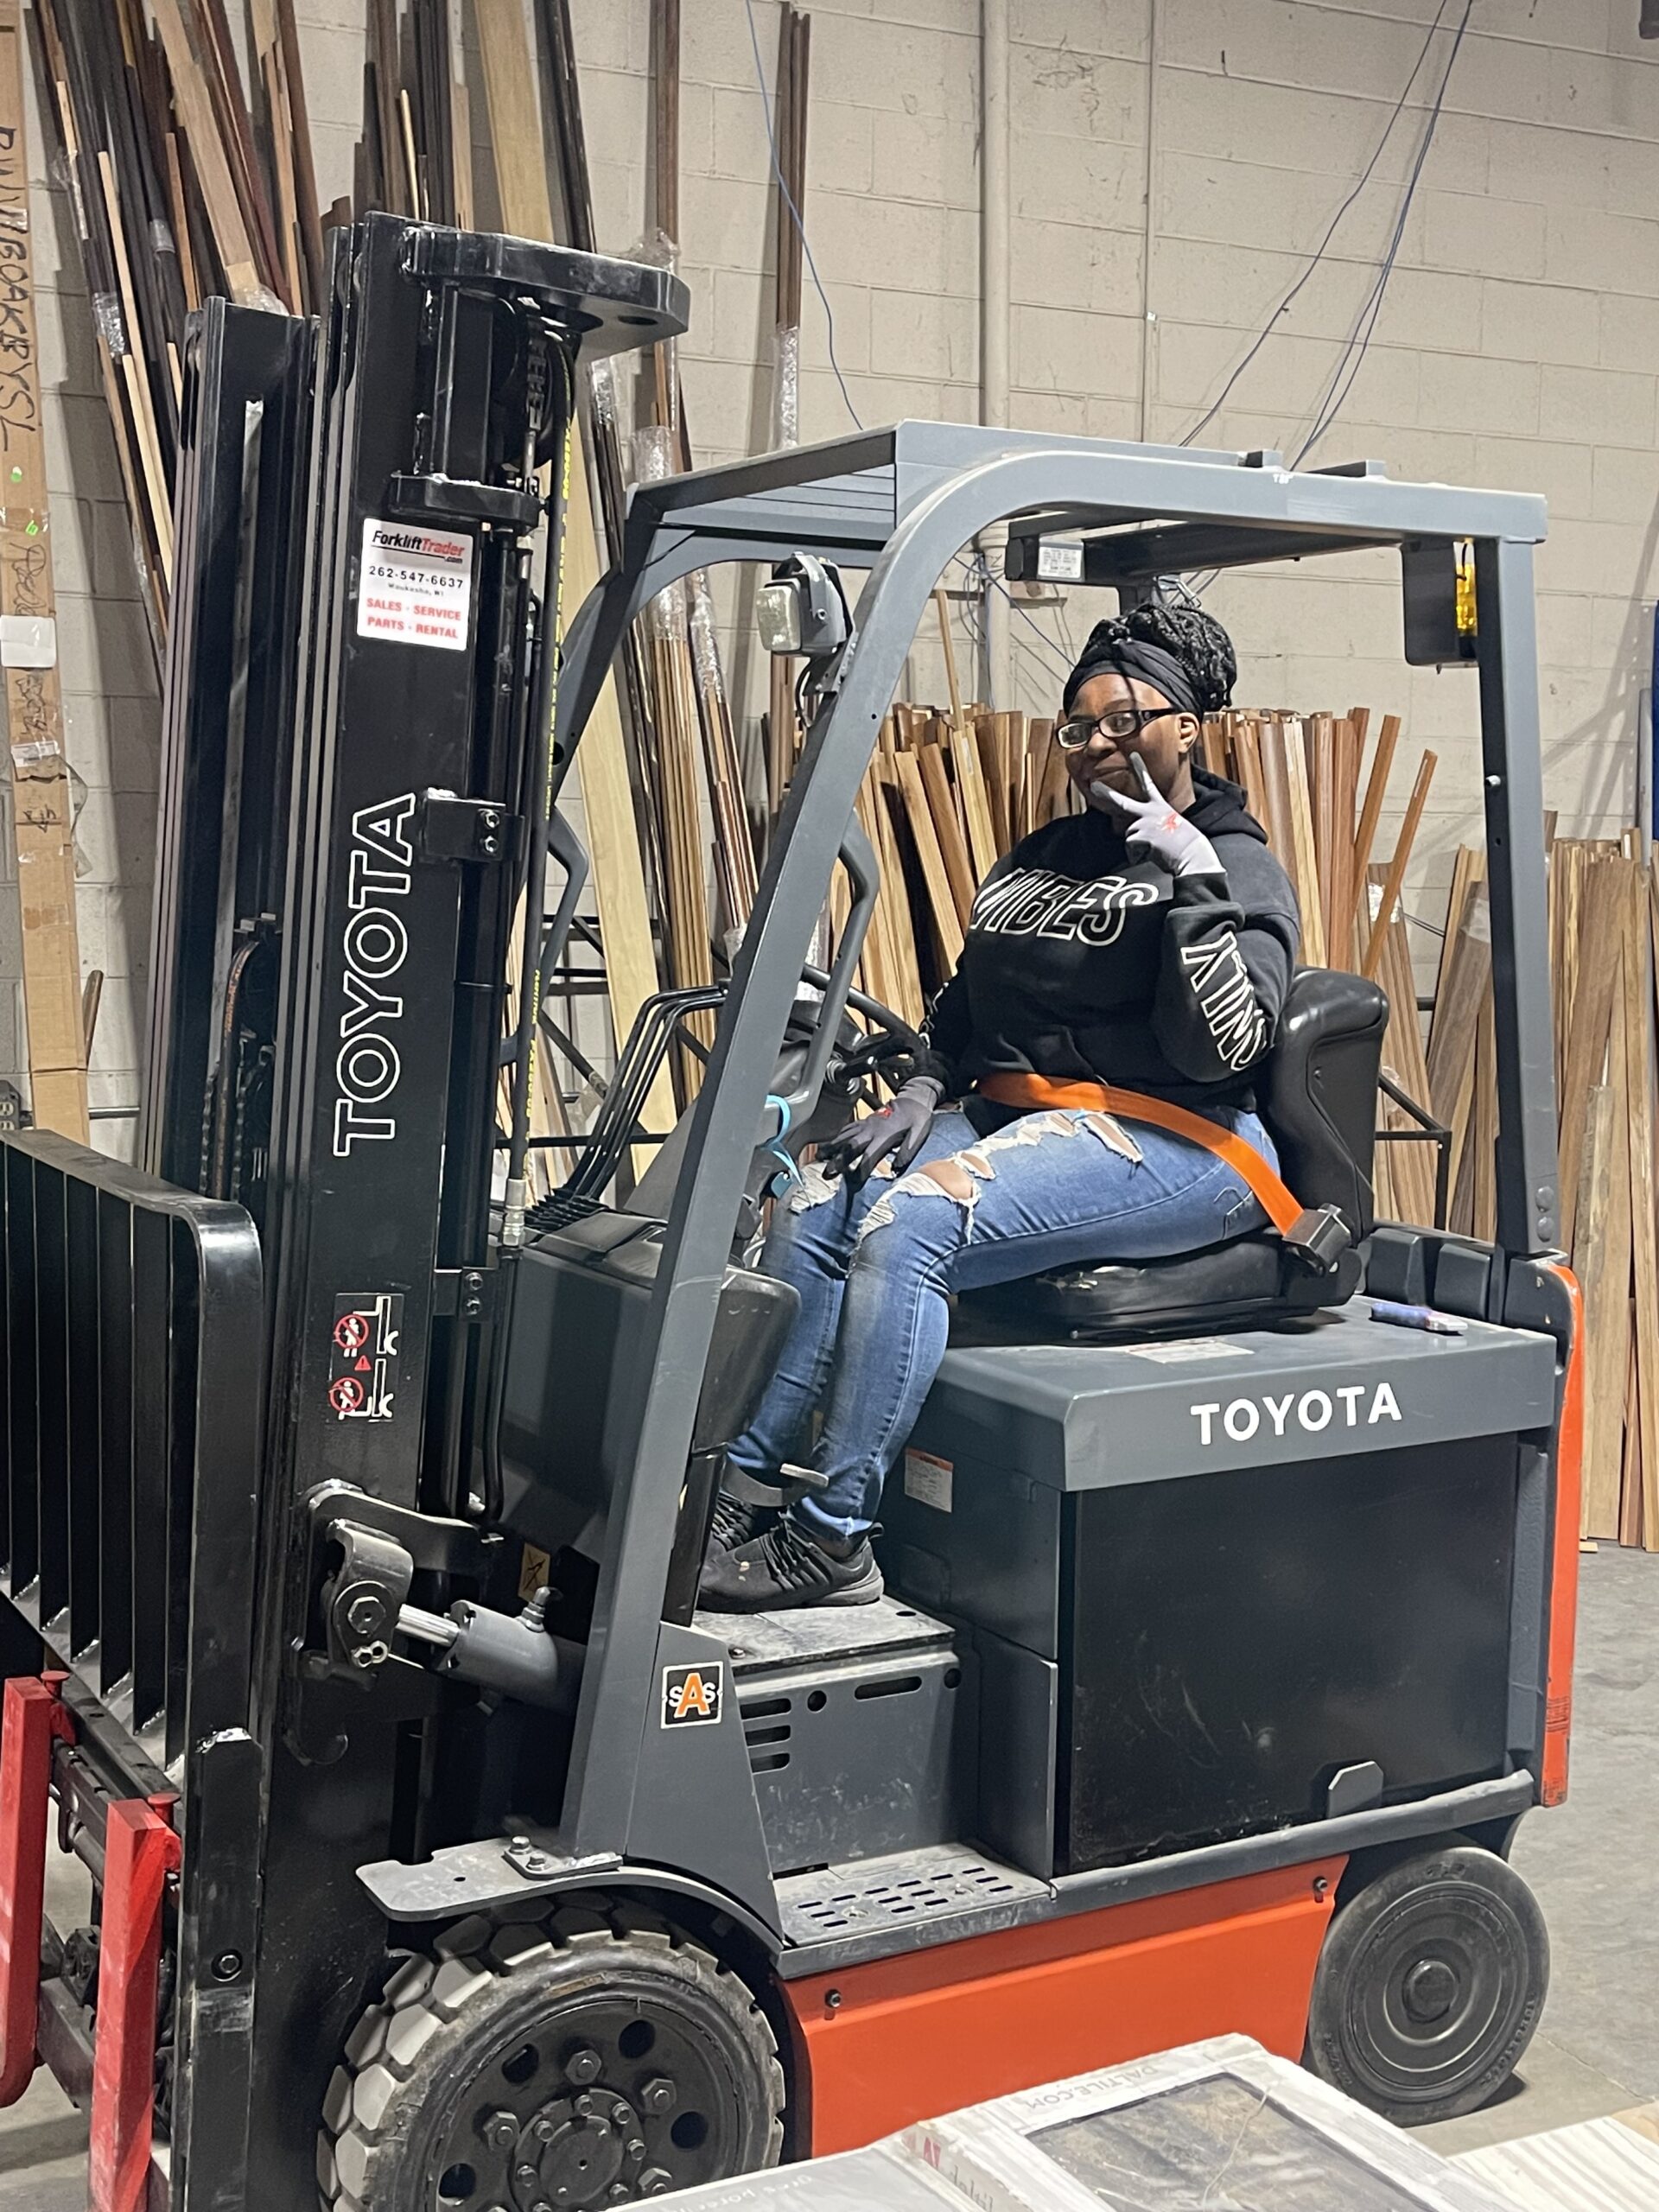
956, 968, 1388, 1341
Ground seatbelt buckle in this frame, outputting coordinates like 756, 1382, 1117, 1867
1281, 1205, 1351, 1274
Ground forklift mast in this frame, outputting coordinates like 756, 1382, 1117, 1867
1, 215, 684, 2209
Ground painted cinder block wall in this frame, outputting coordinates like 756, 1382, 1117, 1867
5, 0, 1658, 1141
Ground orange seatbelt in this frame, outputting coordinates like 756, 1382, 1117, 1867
975, 1071, 1325, 1250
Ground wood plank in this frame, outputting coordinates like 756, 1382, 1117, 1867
0, 2, 88, 1141
1021, 716, 1044, 844
1620, 862, 1659, 1549
1578, 1064, 1630, 1539
917, 737, 976, 930
1330, 714, 1360, 969
949, 725, 1001, 886
895, 750, 965, 967
1426, 880, 1491, 1179
870, 772, 925, 1027
1361, 749, 1436, 983
1280, 717, 1327, 967
1574, 1081, 1617, 1534
149, 0, 262, 299
1350, 712, 1402, 941
1231, 718, 1268, 833
1556, 856, 1624, 1247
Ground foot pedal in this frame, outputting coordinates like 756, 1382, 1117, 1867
722, 1462, 829, 1509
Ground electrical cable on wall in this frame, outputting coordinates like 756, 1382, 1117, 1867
743, 0, 862, 429
1179, 0, 1454, 452
1293, 0, 1473, 467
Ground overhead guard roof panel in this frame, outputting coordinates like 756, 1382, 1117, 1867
626, 420, 1548, 572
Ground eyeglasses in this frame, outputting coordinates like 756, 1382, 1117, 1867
1055, 707, 1179, 753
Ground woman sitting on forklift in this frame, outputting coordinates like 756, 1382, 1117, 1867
701, 601, 1300, 1613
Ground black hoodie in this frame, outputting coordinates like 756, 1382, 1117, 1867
916, 769, 1300, 1116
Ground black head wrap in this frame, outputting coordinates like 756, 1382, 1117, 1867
1062, 601, 1237, 720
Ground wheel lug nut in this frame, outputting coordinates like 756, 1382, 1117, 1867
480, 2107, 519, 2149
531, 2115, 557, 2142
608, 2189, 632, 2205
626, 2137, 646, 2160
640, 2076, 676, 2113
572, 2092, 594, 2118
641, 2170, 672, 2196
564, 2044, 602, 2085
517, 2160, 542, 2183
610, 2101, 632, 2127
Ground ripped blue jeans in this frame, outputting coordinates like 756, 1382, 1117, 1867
727, 1103, 1276, 1539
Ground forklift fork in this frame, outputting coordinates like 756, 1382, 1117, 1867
0, 1671, 181, 2212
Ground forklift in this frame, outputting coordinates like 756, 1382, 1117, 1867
0, 214, 1580, 2212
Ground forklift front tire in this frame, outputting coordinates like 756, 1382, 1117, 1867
1303, 1844, 1548, 2126
320, 1899, 785, 2211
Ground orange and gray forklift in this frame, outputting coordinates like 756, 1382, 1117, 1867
0, 214, 1580, 2212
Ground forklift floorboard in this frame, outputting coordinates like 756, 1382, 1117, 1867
702, 1592, 955, 1674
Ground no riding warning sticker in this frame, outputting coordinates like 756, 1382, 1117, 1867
327, 1292, 403, 1421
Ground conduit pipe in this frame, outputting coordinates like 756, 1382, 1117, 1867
980, 0, 1012, 706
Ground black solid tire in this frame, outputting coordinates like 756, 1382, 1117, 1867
1304, 1844, 1549, 2126
319, 1897, 784, 2211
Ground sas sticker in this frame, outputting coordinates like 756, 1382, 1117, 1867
662, 1662, 723, 1728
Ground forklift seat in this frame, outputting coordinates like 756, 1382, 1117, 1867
956, 967, 1388, 1339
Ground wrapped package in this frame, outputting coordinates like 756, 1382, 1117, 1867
669, 2037, 1518, 2212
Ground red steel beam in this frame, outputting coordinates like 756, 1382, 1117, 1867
88, 1795, 181, 2212
0, 1674, 75, 2107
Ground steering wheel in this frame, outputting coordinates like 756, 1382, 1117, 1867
798, 963, 923, 1090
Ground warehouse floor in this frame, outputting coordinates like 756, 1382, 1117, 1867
0, 1548, 1653, 2210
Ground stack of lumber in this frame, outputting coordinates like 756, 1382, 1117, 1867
35, 0, 329, 637
849, 695, 1065, 1030
1425, 834, 1659, 1550
1554, 837, 1659, 1550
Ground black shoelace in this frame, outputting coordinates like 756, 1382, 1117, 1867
709, 1491, 757, 1548
747, 1516, 841, 1592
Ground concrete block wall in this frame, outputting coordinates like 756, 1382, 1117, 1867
5, 0, 1659, 1137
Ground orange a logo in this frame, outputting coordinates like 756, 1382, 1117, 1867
662, 1661, 723, 1726
672, 1673, 713, 1719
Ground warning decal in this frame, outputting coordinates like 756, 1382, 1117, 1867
327, 1292, 404, 1422
357, 518, 474, 652
903, 1448, 953, 1513
662, 1662, 723, 1728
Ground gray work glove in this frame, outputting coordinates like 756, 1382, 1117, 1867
1099, 753, 1224, 878
819, 1076, 943, 1187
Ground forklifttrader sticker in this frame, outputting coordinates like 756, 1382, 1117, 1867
357, 518, 474, 651
662, 1662, 723, 1728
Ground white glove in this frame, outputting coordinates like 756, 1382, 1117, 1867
1100, 754, 1224, 879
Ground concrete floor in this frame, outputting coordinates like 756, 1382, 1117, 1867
1422, 1547, 1659, 2160
1, 1548, 1654, 2208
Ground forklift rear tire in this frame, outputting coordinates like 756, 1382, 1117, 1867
1303, 1844, 1548, 2126
319, 1897, 785, 2211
